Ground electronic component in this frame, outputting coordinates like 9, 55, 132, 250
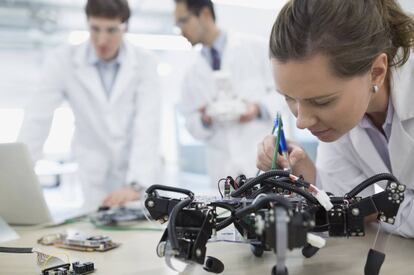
0, 247, 95, 275
38, 231, 120, 252
72, 261, 95, 274
42, 261, 95, 275
90, 206, 146, 226
42, 263, 71, 275
144, 171, 405, 275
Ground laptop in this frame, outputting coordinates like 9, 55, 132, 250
0, 143, 89, 226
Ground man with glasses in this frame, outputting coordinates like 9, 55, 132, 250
174, 0, 284, 185
18, 0, 161, 208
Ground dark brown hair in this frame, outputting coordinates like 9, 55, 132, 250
85, 0, 130, 23
269, 0, 414, 77
175, 0, 216, 21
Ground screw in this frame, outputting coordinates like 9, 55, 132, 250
147, 200, 155, 208
352, 208, 360, 216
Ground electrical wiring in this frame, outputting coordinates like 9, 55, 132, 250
41, 252, 70, 270
263, 179, 319, 204
345, 173, 403, 199
234, 194, 291, 219
144, 172, 406, 275
0, 247, 33, 253
217, 178, 226, 198
167, 197, 194, 251
231, 170, 291, 197
210, 201, 236, 231
0, 247, 71, 272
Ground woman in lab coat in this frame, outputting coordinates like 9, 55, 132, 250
256, 0, 414, 237
18, 0, 161, 208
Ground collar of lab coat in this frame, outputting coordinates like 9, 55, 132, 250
86, 43, 126, 66
390, 57, 414, 122
349, 57, 414, 177
196, 31, 249, 72
72, 40, 139, 104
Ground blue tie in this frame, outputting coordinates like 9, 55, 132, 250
210, 47, 221, 71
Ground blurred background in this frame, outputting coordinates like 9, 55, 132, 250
1, 0, 413, 186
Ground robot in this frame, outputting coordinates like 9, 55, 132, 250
144, 170, 405, 275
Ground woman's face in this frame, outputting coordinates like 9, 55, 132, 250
272, 54, 373, 142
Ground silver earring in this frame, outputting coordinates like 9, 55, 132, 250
373, 85, 379, 93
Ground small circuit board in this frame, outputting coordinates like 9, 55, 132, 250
38, 231, 120, 252
42, 261, 95, 275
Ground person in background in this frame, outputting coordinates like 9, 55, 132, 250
257, 0, 414, 237
174, 0, 285, 185
18, 0, 161, 208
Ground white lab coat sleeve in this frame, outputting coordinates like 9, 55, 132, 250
17, 50, 66, 162
318, 142, 414, 237
126, 53, 161, 187
178, 72, 215, 141
316, 139, 374, 196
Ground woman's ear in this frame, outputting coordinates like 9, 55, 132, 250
371, 53, 388, 86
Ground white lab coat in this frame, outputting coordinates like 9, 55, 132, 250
316, 56, 414, 237
18, 40, 161, 207
179, 32, 285, 185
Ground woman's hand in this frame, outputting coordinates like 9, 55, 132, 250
257, 135, 317, 184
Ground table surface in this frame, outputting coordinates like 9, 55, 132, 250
0, 221, 413, 275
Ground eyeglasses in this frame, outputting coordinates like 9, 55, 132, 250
176, 14, 193, 28
89, 23, 127, 37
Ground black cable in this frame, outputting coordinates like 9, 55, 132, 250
146, 185, 194, 199
217, 178, 226, 198
234, 194, 292, 219
216, 216, 235, 231
231, 170, 291, 197
263, 178, 319, 204
167, 197, 193, 251
250, 185, 274, 198
0, 247, 33, 253
210, 201, 236, 212
210, 201, 237, 231
235, 175, 242, 188
227, 176, 236, 190
345, 173, 400, 199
